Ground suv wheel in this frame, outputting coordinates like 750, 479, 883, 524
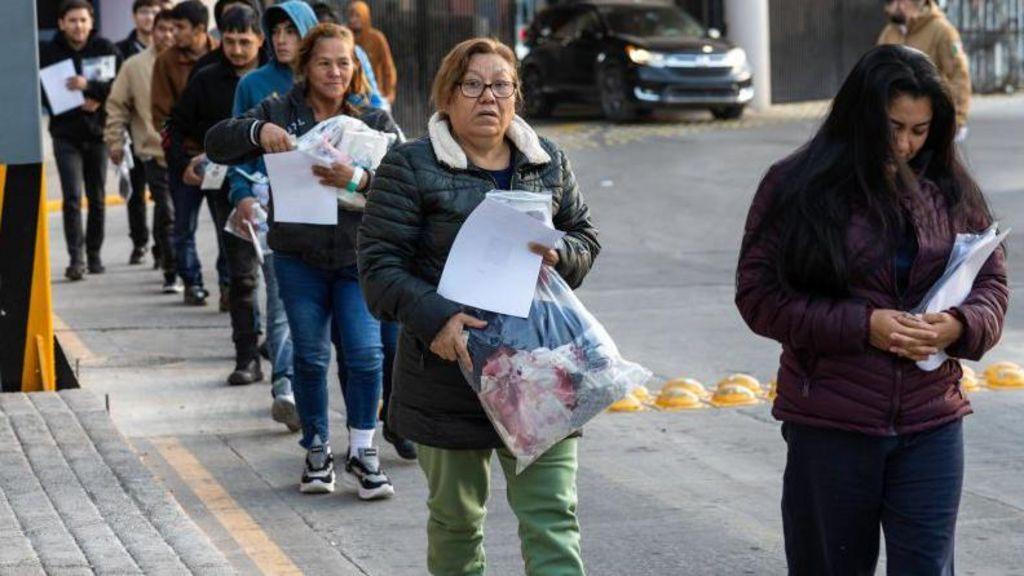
522, 68, 554, 118
599, 64, 637, 122
711, 105, 745, 120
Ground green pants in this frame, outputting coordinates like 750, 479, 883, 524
416, 438, 585, 576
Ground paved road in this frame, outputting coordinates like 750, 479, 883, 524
48, 97, 1024, 575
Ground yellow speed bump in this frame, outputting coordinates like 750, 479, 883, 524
983, 362, 1021, 385
631, 384, 654, 404
959, 365, 983, 393
661, 377, 710, 399
608, 387, 648, 412
718, 373, 764, 397
709, 382, 761, 408
654, 387, 705, 410
986, 365, 1024, 390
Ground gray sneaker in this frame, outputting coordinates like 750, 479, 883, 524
344, 447, 395, 501
271, 377, 300, 432
300, 435, 335, 494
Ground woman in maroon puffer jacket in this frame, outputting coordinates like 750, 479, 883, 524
736, 45, 1008, 576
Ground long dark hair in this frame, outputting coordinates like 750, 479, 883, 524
758, 44, 991, 296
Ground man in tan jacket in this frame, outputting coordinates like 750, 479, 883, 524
878, 0, 971, 136
105, 10, 178, 288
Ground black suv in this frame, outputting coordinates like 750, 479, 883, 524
521, 0, 754, 121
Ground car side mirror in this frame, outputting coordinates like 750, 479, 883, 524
707, 27, 722, 40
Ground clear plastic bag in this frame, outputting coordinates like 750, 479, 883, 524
461, 266, 652, 473
295, 115, 395, 170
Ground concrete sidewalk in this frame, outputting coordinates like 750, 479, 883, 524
0, 389, 232, 575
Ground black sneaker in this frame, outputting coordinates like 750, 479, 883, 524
227, 358, 263, 386
65, 264, 86, 281
183, 285, 208, 306
300, 435, 335, 494
129, 245, 146, 265
344, 447, 395, 501
87, 257, 105, 274
383, 426, 417, 461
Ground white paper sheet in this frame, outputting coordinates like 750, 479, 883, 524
914, 223, 1010, 371
263, 150, 338, 225
438, 198, 565, 318
40, 59, 84, 116
200, 162, 228, 190
82, 55, 116, 81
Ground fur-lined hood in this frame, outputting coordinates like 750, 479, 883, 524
427, 113, 552, 170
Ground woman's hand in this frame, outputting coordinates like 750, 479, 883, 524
232, 197, 260, 229
259, 122, 294, 153
66, 75, 88, 91
430, 313, 488, 370
870, 309, 941, 361
528, 242, 560, 267
312, 162, 365, 190
182, 154, 206, 186
912, 312, 963, 350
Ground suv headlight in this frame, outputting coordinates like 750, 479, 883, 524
626, 45, 666, 67
723, 47, 748, 71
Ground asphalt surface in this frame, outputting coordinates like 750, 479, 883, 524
46, 96, 1024, 575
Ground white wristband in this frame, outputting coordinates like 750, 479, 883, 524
347, 166, 366, 192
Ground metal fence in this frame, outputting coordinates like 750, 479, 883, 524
319, 0, 517, 137
767, 0, 881, 103
945, 0, 1024, 92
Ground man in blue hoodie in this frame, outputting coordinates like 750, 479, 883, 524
225, 1, 394, 435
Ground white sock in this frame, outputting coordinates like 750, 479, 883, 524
349, 428, 376, 458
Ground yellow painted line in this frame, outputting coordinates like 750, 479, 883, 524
46, 194, 129, 213
151, 437, 303, 576
52, 313, 96, 363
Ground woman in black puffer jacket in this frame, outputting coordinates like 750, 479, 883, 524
359, 38, 599, 576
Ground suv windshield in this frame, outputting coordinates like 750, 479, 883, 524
599, 6, 705, 38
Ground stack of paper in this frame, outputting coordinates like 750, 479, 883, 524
914, 222, 1010, 371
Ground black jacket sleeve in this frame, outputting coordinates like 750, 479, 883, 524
204, 99, 271, 165
551, 147, 600, 288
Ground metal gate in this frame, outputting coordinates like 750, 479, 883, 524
319, 0, 516, 137
768, 0, 882, 103
945, 0, 1023, 92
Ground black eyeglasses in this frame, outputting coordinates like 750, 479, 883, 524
458, 79, 517, 99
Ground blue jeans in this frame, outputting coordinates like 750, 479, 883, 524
782, 419, 964, 576
262, 253, 293, 383
336, 321, 398, 422
169, 163, 229, 288
274, 255, 385, 449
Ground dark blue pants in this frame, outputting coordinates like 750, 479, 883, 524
781, 420, 964, 576
168, 162, 229, 289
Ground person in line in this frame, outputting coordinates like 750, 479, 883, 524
151, 0, 222, 306
309, 0, 412, 459
114, 0, 171, 266
359, 37, 599, 575
192, 0, 265, 76
105, 8, 181, 292
735, 45, 1008, 576
347, 1, 397, 106
879, 0, 971, 140
206, 23, 401, 500
172, 5, 267, 385
41, 0, 122, 281
224, 0, 316, 431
